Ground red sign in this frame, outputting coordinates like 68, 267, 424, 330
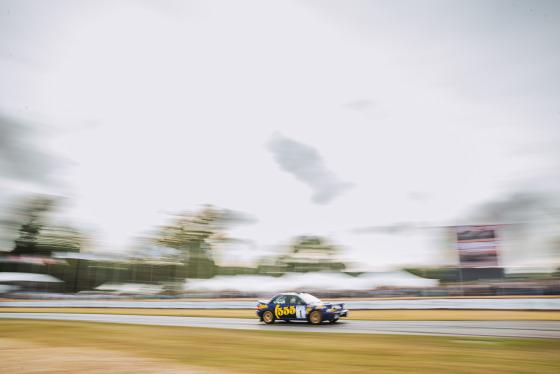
455, 225, 500, 267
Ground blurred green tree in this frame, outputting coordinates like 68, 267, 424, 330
155, 205, 222, 279
12, 195, 81, 256
258, 235, 346, 274
12, 218, 41, 254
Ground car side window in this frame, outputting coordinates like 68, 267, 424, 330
294, 297, 304, 305
273, 295, 287, 304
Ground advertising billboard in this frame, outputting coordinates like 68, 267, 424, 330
455, 225, 499, 267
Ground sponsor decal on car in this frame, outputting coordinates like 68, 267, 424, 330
275, 305, 296, 318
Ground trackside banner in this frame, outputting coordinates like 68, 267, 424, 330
455, 225, 500, 267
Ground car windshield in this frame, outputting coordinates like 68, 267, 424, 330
298, 293, 322, 304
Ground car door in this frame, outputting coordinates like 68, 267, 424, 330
292, 296, 307, 320
271, 294, 291, 320
285, 295, 307, 320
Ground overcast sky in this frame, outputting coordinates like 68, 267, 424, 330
1, 0, 559, 269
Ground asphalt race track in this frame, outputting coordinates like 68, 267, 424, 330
1, 313, 559, 339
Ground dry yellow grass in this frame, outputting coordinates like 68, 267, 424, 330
0, 338, 217, 374
1, 319, 559, 373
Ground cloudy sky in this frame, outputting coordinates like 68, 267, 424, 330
1, 0, 559, 269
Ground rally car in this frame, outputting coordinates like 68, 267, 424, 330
256, 292, 348, 324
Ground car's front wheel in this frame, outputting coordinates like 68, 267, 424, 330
308, 310, 323, 325
262, 310, 275, 324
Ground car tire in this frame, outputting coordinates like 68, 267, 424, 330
262, 310, 275, 324
308, 310, 323, 325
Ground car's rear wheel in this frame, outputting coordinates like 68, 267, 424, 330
308, 310, 323, 325
262, 310, 275, 324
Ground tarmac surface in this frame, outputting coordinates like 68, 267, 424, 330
1, 312, 559, 339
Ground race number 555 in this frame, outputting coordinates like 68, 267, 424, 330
275, 305, 295, 317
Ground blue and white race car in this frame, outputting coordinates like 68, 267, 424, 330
256, 292, 348, 324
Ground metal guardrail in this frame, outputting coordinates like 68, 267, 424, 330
1, 298, 559, 310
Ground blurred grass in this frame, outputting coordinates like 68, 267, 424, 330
1, 319, 559, 373
1, 308, 559, 320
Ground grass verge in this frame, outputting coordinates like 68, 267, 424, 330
1, 308, 559, 320
1, 319, 559, 373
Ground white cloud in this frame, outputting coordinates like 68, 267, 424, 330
1, 0, 559, 268
267, 133, 353, 204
